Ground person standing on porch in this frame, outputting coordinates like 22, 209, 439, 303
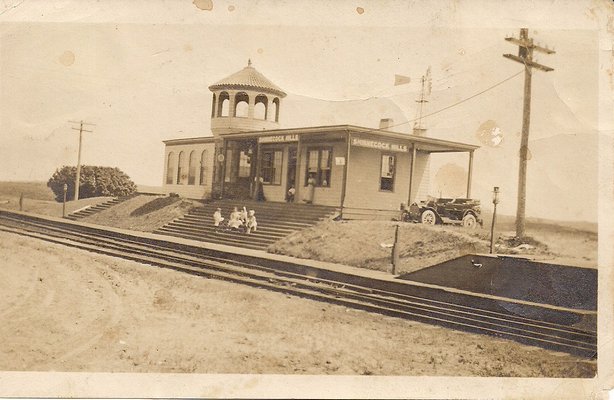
286, 186, 296, 203
304, 173, 316, 204
255, 177, 266, 202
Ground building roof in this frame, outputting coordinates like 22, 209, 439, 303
163, 124, 479, 153
208, 60, 287, 98
163, 136, 216, 145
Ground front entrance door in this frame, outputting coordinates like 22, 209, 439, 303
286, 147, 297, 202
223, 139, 256, 200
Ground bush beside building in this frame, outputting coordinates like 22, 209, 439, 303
47, 166, 137, 202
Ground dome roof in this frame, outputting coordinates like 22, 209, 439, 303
208, 60, 286, 98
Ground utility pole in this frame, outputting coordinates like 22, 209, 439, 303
413, 66, 431, 136
68, 120, 95, 201
503, 28, 554, 238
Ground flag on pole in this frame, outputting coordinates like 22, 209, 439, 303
394, 74, 411, 86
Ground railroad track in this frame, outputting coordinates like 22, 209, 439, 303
0, 211, 597, 359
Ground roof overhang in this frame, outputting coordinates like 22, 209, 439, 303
208, 84, 287, 98
163, 136, 216, 146
213, 125, 479, 153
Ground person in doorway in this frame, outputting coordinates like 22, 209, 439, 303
255, 177, 266, 202
303, 173, 316, 204
286, 186, 296, 203
245, 209, 258, 234
213, 207, 224, 227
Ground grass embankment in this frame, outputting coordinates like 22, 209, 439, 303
270, 221, 490, 274
269, 219, 598, 273
81, 194, 199, 232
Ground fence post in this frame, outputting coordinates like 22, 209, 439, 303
490, 187, 500, 254
391, 224, 400, 275
19, 193, 24, 211
62, 184, 68, 218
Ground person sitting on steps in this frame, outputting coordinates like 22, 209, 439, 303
227, 206, 243, 231
213, 207, 224, 228
245, 209, 258, 234
239, 206, 248, 224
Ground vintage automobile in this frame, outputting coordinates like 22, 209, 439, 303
402, 197, 483, 228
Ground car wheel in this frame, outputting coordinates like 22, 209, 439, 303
421, 210, 437, 225
462, 214, 477, 229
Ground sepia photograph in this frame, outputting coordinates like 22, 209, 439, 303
0, 0, 612, 398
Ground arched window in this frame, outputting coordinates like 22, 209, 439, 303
254, 94, 268, 120
177, 151, 185, 184
211, 94, 217, 118
188, 150, 197, 185
199, 150, 208, 186
166, 152, 176, 184
217, 92, 229, 117
271, 97, 280, 122
234, 92, 249, 118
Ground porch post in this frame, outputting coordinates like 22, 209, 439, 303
294, 134, 302, 203
254, 139, 262, 199
220, 137, 227, 198
407, 144, 417, 205
467, 150, 474, 198
339, 130, 351, 216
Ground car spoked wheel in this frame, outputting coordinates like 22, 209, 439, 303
421, 210, 436, 225
462, 214, 477, 228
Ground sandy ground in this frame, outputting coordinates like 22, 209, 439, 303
0, 230, 595, 377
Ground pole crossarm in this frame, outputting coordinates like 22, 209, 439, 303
502, 54, 554, 72
68, 120, 95, 201
68, 120, 96, 126
504, 37, 555, 54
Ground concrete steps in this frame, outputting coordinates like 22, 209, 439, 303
65, 196, 131, 220
153, 200, 338, 250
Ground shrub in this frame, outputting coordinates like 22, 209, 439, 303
47, 165, 137, 202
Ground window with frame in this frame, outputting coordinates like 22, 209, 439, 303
380, 154, 395, 192
177, 151, 186, 185
305, 147, 332, 187
166, 152, 176, 184
199, 150, 208, 186
261, 150, 282, 185
188, 151, 197, 185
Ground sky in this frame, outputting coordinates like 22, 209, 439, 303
0, 0, 612, 222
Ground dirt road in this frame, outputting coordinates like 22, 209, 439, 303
0, 230, 595, 377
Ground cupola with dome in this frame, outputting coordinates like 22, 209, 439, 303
209, 59, 287, 136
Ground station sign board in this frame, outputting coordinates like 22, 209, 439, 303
351, 137, 409, 152
259, 134, 299, 144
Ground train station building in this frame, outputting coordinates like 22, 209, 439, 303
162, 61, 478, 219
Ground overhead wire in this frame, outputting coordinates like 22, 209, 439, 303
374, 69, 524, 131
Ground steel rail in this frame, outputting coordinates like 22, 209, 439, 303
0, 213, 597, 358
